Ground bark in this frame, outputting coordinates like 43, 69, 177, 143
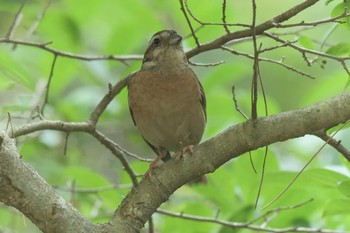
1, 92, 349, 232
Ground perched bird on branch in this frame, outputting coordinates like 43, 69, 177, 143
128, 30, 206, 181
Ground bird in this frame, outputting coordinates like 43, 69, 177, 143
128, 30, 206, 179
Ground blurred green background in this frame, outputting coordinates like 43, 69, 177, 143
1, 0, 350, 232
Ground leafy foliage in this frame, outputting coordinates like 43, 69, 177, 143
0, 0, 350, 232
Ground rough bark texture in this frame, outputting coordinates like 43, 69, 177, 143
0, 133, 104, 233
1, 92, 349, 232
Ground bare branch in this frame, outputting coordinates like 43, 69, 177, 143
249, 198, 314, 224
314, 129, 350, 161
54, 184, 132, 193
0, 38, 142, 62
41, 54, 57, 114
24, 0, 52, 40
188, 60, 225, 67
179, 0, 200, 47
156, 207, 345, 233
184, 0, 250, 28
221, 0, 230, 33
264, 32, 350, 76
221, 46, 316, 79
88, 76, 131, 126
231, 85, 248, 119
12, 120, 140, 186
262, 123, 348, 209
273, 11, 350, 28
186, 0, 321, 58
251, 0, 259, 120
5, 0, 26, 39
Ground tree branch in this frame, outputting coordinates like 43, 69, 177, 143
156, 199, 345, 233
0, 132, 105, 233
0, 38, 142, 62
109, 92, 350, 232
5, 92, 350, 232
12, 120, 140, 186
186, 0, 320, 58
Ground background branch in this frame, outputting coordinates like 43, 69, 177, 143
0, 38, 142, 62
186, 0, 320, 58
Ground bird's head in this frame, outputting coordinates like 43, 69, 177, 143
141, 30, 188, 70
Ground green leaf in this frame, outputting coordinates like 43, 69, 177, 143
324, 198, 350, 216
298, 36, 314, 50
325, 43, 350, 56
331, 2, 350, 27
304, 168, 349, 188
338, 180, 350, 198
325, 0, 333, 5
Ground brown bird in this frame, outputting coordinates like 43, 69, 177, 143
128, 30, 206, 178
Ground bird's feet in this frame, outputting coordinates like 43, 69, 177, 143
144, 155, 162, 179
175, 145, 194, 160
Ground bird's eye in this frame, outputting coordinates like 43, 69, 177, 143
153, 38, 161, 46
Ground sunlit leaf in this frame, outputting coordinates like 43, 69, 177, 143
326, 43, 350, 56
331, 2, 350, 27
324, 198, 350, 216
325, 0, 335, 5
298, 36, 314, 50
338, 180, 350, 198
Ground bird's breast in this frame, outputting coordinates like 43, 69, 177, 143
128, 68, 205, 151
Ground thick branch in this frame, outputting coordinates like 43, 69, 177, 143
4, 92, 350, 232
109, 92, 350, 232
0, 132, 105, 233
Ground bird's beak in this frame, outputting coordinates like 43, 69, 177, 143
169, 34, 182, 45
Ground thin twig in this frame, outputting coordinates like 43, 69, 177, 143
88, 75, 131, 126
5, 0, 26, 39
89, 129, 140, 186
156, 208, 346, 233
0, 38, 142, 62
41, 54, 57, 115
186, 0, 320, 58
12, 120, 140, 186
231, 86, 249, 119
188, 60, 225, 67
184, 25, 204, 39
249, 198, 314, 224
64, 132, 69, 156
314, 129, 350, 161
179, 0, 200, 46
6, 113, 14, 138
262, 122, 348, 209
25, 0, 52, 40
148, 216, 154, 233
222, 0, 230, 33
231, 86, 257, 174
254, 146, 268, 209
54, 184, 132, 193
108, 139, 153, 162
258, 40, 298, 54
273, 11, 350, 28
251, 0, 259, 120
264, 32, 350, 76
222, 46, 316, 79
184, 0, 250, 28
